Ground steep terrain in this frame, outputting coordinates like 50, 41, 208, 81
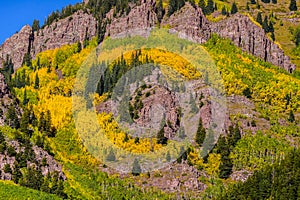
0, 0, 299, 199
0, 1, 296, 73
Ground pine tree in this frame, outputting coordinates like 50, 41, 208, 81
206, 0, 214, 15
262, 16, 270, 33
5, 105, 19, 128
256, 12, 263, 25
132, 158, 141, 176
246, 2, 250, 10
167, 0, 177, 16
198, 0, 206, 13
269, 21, 274, 33
32, 19, 40, 32
34, 73, 39, 89
106, 149, 116, 162
288, 110, 295, 122
272, 0, 277, 3
195, 118, 206, 146
157, 127, 168, 145
156, 0, 164, 22
231, 2, 238, 14
20, 108, 30, 134
289, 0, 297, 11
221, 6, 227, 15
251, 0, 256, 4
166, 151, 171, 162
23, 89, 28, 106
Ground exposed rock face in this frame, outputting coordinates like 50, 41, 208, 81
163, 3, 296, 72
0, 10, 97, 71
0, 25, 32, 71
211, 14, 296, 73
0, 140, 65, 181
0, 1, 296, 72
130, 85, 180, 139
106, 0, 158, 38
31, 10, 97, 56
162, 4, 211, 44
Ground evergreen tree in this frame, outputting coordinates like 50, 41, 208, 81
269, 21, 274, 33
5, 105, 19, 128
272, 0, 277, 3
20, 108, 30, 134
156, 0, 165, 22
198, 0, 206, 12
271, 32, 275, 41
157, 127, 168, 145
132, 158, 141, 176
32, 19, 40, 32
106, 149, 116, 162
167, 0, 176, 16
289, 0, 297, 11
262, 16, 270, 33
195, 118, 206, 146
166, 151, 171, 162
256, 12, 263, 25
206, 0, 214, 15
288, 110, 295, 122
22, 53, 32, 67
251, 0, 256, 4
231, 2, 238, 14
221, 6, 227, 15
0, 130, 4, 143
23, 89, 28, 106
246, 2, 250, 10
34, 73, 40, 89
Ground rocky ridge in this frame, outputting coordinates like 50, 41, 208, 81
0, 1, 296, 73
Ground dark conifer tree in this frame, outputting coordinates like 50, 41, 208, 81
262, 16, 270, 33
256, 12, 263, 25
132, 158, 141, 176
289, 0, 297, 11
231, 2, 238, 14
195, 118, 206, 146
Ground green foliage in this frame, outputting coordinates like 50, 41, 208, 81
132, 158, 142, 176
256, 12, 263, 25
106, 149, 116, 162
156, 0, 165, 22
230, 132, 290, 171
230, 2, 238, 14
32, 19, 40, 32
5, 105, 20, 129
167, 0, 185, 16
219, 148, 300, 199
34, 73, 40, 89
195, 118, 206, 146
0, 181, 61, 200
289, 0, 297, 11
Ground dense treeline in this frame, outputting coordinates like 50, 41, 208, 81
219, 147, 300, 199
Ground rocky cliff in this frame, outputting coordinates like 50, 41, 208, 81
0, 1, 296, 72
0, 73, 21, 126
0, 10, 97, 71
162, 3, 296, 73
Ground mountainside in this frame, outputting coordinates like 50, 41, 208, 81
0, 0, 299, 199
0, 1, 296, 73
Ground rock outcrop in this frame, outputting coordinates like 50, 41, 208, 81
0, 10, 97, 71
0, 140, 65, 181
105, 0, 158, 38
0, 73, 20, 126
211, 14, 296, 73
31, 10, 97, 56
163, 3, 296, 73
0, 1, 296, 72
0, 25, 32, 71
